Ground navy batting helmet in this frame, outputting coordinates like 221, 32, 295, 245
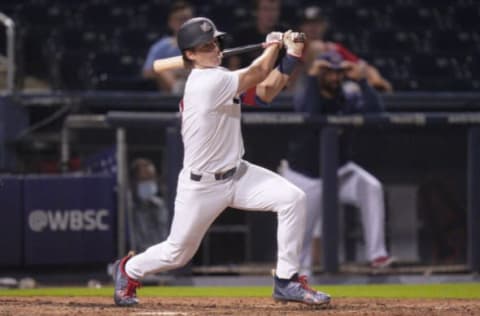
177, 17, 225, 51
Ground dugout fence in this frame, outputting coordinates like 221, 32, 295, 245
61, 111, 480, 274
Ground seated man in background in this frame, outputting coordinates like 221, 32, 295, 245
279, 51, 396, 275
142, 1, 194, 93
129, 158, 169, 252
227, 0, 288, 70
291, 5, 392, 94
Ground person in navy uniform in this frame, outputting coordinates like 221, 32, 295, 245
279, 50, 396, 276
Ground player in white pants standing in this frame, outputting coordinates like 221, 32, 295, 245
279, 160, 394, 275
112, 17, 330, 307
279, 51, 396, 276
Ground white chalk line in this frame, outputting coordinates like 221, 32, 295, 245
132, 312, 189, 316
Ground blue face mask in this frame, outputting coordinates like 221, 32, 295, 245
137, 181, 158, 201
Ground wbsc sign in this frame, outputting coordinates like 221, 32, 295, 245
24, 175, 116, 264
28, 209, 110, 232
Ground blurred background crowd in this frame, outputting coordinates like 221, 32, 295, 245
1, 0, 478, 92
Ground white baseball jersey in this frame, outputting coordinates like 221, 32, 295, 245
182, 67, 244, 173
126, 66, 307, 281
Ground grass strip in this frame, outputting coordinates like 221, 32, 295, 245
1, 283, 479, 299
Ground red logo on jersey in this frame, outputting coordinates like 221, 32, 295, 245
242, 86, 257, 106
179, 99, 184, 112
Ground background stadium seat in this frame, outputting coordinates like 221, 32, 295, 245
2, 0, 477, 91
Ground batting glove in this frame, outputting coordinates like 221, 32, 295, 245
283, 30, 306, 58
264, 31, 283, 48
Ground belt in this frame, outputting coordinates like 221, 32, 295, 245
190, 167, 237, 182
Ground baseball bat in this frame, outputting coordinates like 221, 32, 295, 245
153, 43, 264, 73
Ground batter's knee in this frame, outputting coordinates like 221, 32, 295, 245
355, 169, 383, 193
367, 177, 383, 195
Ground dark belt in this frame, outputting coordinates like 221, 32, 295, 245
190, 167, 237, 182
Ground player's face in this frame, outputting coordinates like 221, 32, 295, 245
189, 38, 222, 68
168, 8, 194, 35
318, 68, 344, 94
257, 0, 281, 30
300, 20, 327, 41
136, 163, 156, 181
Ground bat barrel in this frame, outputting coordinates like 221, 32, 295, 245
153, 43, 264, 73
222, 43, 264, 58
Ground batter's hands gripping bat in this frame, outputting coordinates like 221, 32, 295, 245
153, 32, 306, 73
153, 43, 264, 73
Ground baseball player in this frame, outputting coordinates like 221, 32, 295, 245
280, 51, 396, 276
113, 17, 331, 307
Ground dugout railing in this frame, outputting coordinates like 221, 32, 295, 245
61, 111, 480, 274
0, 12, 15, 93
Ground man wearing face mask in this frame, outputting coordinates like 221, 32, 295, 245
129, 158, 169, 252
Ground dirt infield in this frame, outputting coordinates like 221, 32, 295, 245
1, 296, 479, 316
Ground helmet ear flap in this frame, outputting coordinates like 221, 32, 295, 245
216, 35, 225, 51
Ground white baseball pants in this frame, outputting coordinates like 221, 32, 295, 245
279, 160, 388, 274
126, 160, 307, 280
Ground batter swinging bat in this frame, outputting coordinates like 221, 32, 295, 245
153, 43, 264, 73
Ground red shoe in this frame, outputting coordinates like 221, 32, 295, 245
113, 253, 141, 306
273, 273, 331, 305
370, 256, 396, 268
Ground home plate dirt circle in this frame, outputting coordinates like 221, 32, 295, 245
1, 296, 479, 315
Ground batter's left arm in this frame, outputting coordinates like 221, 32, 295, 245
256, 31, 305, 103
